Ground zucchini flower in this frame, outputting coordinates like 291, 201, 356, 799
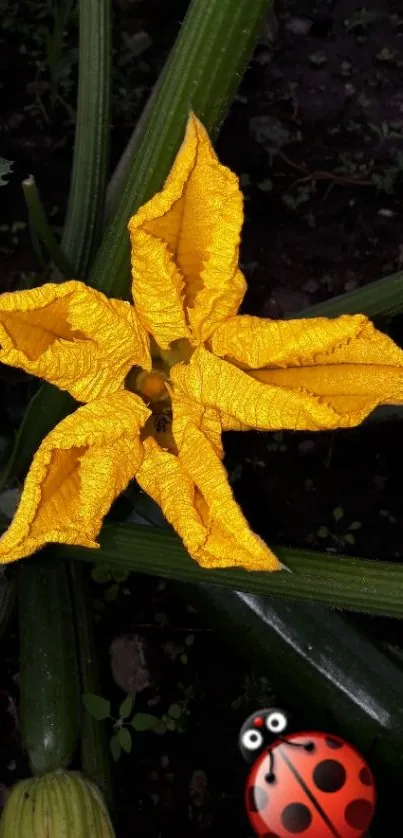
0, 114, 403, 572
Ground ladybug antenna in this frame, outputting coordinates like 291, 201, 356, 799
277, 735, 315, 755
264, 749, 275, 784
265, 736, 313, 783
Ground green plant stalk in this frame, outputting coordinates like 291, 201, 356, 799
105, 7, 277, 225
0, 0, 270, 485
55, 0, 111, 277
299, 268, 403, 320
22, 176, 74, 277
103, 72, 160, 225
69, 561, 114, 811
59, 523, 403, 618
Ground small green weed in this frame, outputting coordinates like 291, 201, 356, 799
91, 563, 131, 603
316, 507, 362, 549
83, 685, 194, 762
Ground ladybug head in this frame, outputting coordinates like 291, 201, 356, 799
238, 707, 292, 763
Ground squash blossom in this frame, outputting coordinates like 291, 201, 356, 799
1, 114, 403, 572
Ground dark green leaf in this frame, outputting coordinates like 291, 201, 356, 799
167, 704, 182, 720
118, 727, 132, 754
131, 713, 159, 732
83, 693, 111, 721
119, 693, 134, 720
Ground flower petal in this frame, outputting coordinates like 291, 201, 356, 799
0, 280, 150, 402
135, 403, 282, 572
0, 392, 150, 564
128, 112, 246, 348
172, 314, 403, 431
210, 313, 403, 369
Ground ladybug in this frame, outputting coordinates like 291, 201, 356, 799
239, 707, 376, 838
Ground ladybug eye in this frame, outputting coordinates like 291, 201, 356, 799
266, 711, 287, 734
241, 729, 264, 751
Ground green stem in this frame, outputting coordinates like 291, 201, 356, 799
22, 176, 74, 277
55, 0, 111, 277
103, 79, 159, 225
299, 268, 403, 320
69, 562, 114, 810
59, 523, 403, 618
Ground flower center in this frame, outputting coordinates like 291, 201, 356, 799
135, 370, 168, 402
125, 338, 193, 452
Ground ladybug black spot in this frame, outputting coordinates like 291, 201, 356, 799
313, 759, 346, 792
359, 766, 373, 786
281, 802, 312, 833
248, 785, 269, 812
324, 736, 343, 749
264, 772, 275, 784
344, 798, 373, 830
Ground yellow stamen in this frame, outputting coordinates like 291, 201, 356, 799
136, 370, 167, 401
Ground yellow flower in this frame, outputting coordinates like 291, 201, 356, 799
1, 114, 403, 572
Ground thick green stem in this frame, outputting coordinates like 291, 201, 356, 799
59, 524, 403, 618
299, 268, 403, 320
69, 562, 114, 809
56, 0, 111, 277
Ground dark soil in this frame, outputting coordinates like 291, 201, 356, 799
1, 0, 403, 836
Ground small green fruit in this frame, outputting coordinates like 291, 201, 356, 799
0, 769, 115, 837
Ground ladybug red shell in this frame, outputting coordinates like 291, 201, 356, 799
240, 710, 376, 838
